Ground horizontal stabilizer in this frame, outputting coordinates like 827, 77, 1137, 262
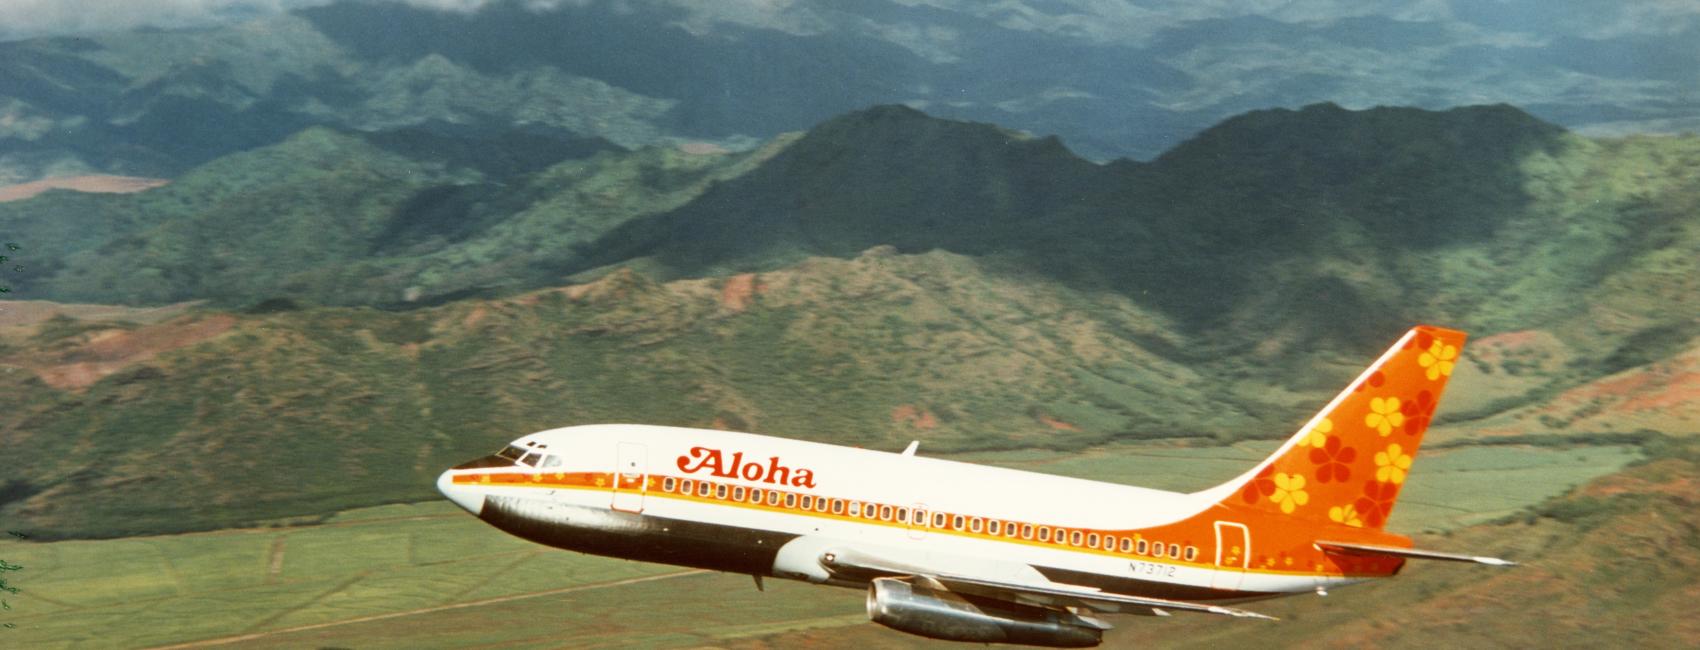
1315, 541, 1517, 567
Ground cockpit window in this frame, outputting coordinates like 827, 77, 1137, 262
541, 455, 562, 469
519, 452, 541, 467
496, 445, 526, 461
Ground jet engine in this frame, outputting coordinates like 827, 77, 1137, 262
865, 577, 1104, 648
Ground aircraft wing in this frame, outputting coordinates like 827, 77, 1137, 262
819, 548, 1277, 620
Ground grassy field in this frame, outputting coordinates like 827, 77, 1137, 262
0, 442, 1638, 648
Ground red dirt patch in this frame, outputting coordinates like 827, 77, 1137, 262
0, 175, 169, 202
1506, 346, 1700, 432
719, 273, 764, 313
891, 404, 938, 429
461, 305, 489, 329
25, 314, 236, 390
1037, 414, 1080, 431
0, 300, 198, 331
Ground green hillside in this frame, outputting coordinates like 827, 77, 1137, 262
0, 251, 1245, 538
0, 127, 781, 307
3, 103, 1698, 539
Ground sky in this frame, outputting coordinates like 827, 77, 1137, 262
5, 0, 1698, 42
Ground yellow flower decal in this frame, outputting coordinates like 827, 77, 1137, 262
1329, 503, 1364, 528
1306, 418, 1334, 448
1270, 472, 1309, 514
1375, 443, 1414, 484
1419, 341, 1458, 380
1365, 397, 1405, 436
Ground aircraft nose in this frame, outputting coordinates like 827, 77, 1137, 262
437, 469, 485, 515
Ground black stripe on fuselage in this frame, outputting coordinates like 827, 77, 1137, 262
478, 495, 800, 576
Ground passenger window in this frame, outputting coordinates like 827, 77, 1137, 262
1021, 524, 1034, 539
732, 486, 745, 501
1185, 546, 1198, 561
933, 512, 947, 528
1039, 527, 1052, 542
681, 479, 694, 494
663, 477, 676, 492
953, 515, 965, 530
970, 518, 983, 533
848, 501, 861, 516
1152, 543, 1165, 558
750, 488, 764, 503
1070, 531, 1083, 546
1103, 536, 1115, 551
784, 493, 797, 508
896, 507, 909, 522
879, 505, 893, 521
1169, 543, 1181, 558
1137, 539, 1148, 555
801, 495, 815, 510
519, 452, 541, 466
698, 482, 712, 497
1087, 533, 1100, 548
914, 509, 927, 525
768, 491, 781, 506
541, 455, 562, 469
1120, 537, 1132, 553
832, 499, 845, 514
715, 484, 727, 499
988, 520, 1001, 536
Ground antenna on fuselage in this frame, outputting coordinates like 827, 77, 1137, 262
901, 440, 919, 457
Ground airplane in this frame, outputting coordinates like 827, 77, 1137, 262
436, 325, 1514, 647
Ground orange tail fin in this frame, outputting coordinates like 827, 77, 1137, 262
1199, 325, 1467, 530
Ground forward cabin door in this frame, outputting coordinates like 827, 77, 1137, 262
1211, 521, 1250, 592
611, 442, 648, 513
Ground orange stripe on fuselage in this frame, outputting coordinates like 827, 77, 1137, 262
449, 470, 1401, 579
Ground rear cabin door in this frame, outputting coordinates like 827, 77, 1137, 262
1211, 521, 1250, 592
611, 442, 648, 513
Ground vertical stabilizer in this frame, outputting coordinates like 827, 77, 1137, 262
1197, 326, 1467, 530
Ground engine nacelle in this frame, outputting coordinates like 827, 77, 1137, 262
866, 577, 1103, 648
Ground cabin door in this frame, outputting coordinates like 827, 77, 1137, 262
1211, 521, 1250, 592
611, 442, 648, 513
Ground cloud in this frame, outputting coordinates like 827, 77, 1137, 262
0, 0, 576, 41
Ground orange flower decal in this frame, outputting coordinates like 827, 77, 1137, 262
1355, 480, 1399, 528
1400, 390, 1436, 436
1309, 436, 1356, 483
1375, 443, 1413, 484
1305, 418, 1334, 448
1365, 397, 1404, 436
1419, 341, 1458, 380
1241, 466, 1276, 504
1270, 472, 1309, 514
1329, 503, 1364, 528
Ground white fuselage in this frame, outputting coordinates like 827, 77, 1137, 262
438, 424, 1350, 599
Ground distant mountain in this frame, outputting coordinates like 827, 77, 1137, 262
5, 102, 1697, 362
3, 0, 1696, 183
